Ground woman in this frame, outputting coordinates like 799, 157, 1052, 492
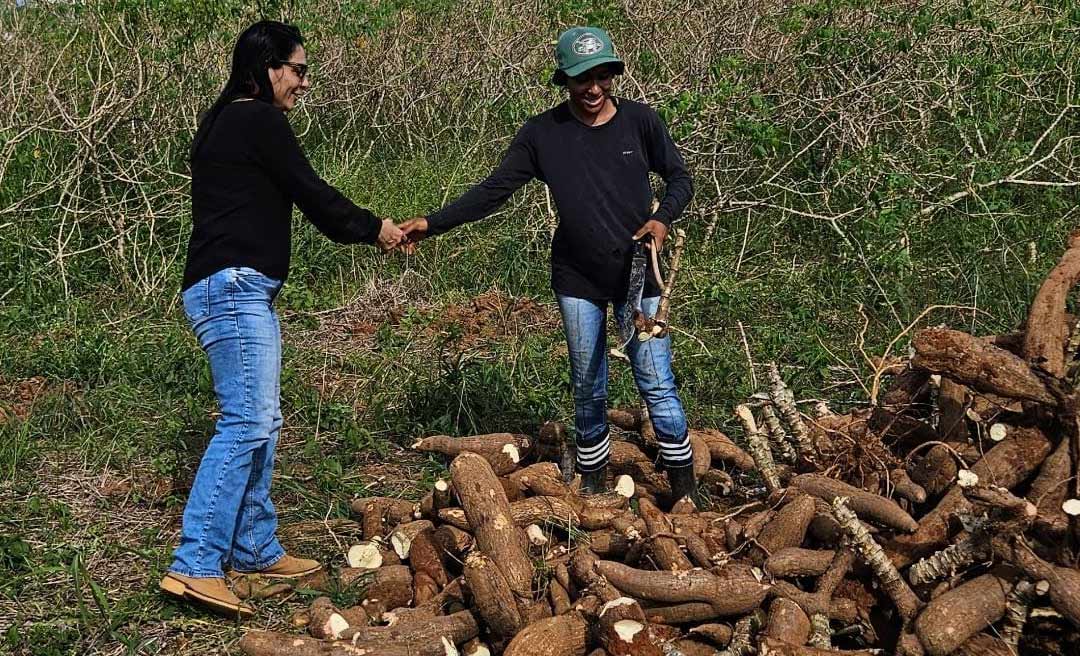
160, 20, 402, 618
398, 27, 696, 502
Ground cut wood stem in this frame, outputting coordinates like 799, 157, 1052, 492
735, 403, 782, 494
832, 496, 921, 622
908, 533, 984, 586
766, 362, 814, 457
1001, 579, 1043, 652
762, 401, 798, 465
643, 227, 686, 340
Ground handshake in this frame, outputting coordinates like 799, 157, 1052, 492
377, 217, 427, 254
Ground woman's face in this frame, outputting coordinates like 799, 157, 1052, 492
269, 45, 310, 112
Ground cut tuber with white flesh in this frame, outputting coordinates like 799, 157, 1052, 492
308, 597, 350, 640
390, 520, 435, 559
613, 474, 635, 499
240, 609, 478, 656
346, 542, 384, 569
415, 434, 530, 474
525, 524, 548, 547
597, 597, 664, 655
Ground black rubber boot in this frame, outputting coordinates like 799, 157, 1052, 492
579, 464, 609, 495
667, 465, 701, 508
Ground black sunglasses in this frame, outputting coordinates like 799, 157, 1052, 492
277, 61, 309, 80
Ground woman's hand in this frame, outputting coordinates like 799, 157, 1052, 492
397, 217, 429, 255
377, 219, 405, 252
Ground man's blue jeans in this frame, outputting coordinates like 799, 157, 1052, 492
556, 294, 691, 473
169, 267, 287, 578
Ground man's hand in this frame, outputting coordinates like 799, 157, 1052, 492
634, 219, 668, 252
377, 219, 405, 252
397, 216, 429, 255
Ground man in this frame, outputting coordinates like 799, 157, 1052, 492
399, 26, 696, 501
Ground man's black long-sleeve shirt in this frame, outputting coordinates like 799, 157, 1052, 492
183, 99, 382, 291
426, 98, 693, 301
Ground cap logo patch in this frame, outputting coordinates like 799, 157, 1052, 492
573, 33, 604, 56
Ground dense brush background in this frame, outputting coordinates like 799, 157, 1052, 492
1, 0, 1077, 653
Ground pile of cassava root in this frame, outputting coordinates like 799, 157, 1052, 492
237, 231, 1080, 656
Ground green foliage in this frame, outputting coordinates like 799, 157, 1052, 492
548, 0, 628, 30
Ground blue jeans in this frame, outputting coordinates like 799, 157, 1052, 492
556, 294, 691, 473
169, 267, 286, 578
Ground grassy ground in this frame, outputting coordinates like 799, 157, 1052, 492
2, 0, 1079, 654
1, 205, 1072, 655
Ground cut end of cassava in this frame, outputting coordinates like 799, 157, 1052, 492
957, 469, 980, 488
501, 443, 521, 463
989, 423, 1008, 442
346, 543, 383, 569
1063, 499, 1080, 516
389, 520, 434, 560
325, 613, 349, 639
391, 533, 411, 559
613, 619, 645, 642
435, 479, 450, 492
526, 524, 549, 546
600, 597, 637, 615
441, 636, 459, 656
614, 475, 635, 498
411, 439, 424, 449
734, 403, 756, 427
464, 644, 490, 656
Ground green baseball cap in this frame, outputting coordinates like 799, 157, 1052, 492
552, 26, 624, 84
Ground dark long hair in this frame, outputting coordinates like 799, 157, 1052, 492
191, 20, 303, 158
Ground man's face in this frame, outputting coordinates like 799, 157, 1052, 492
566, 64, 615, 117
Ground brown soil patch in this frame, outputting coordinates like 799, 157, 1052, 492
0, 376, 49, 423
425, 291, 558, 346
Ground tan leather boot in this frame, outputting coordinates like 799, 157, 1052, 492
235, 554, 322, 579
159, 572, 254, 619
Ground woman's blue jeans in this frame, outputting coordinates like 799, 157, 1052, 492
556, 294, 692, 473
169, 267, 287, 578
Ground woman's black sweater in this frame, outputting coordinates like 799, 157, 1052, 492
183, 99, 381, 291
